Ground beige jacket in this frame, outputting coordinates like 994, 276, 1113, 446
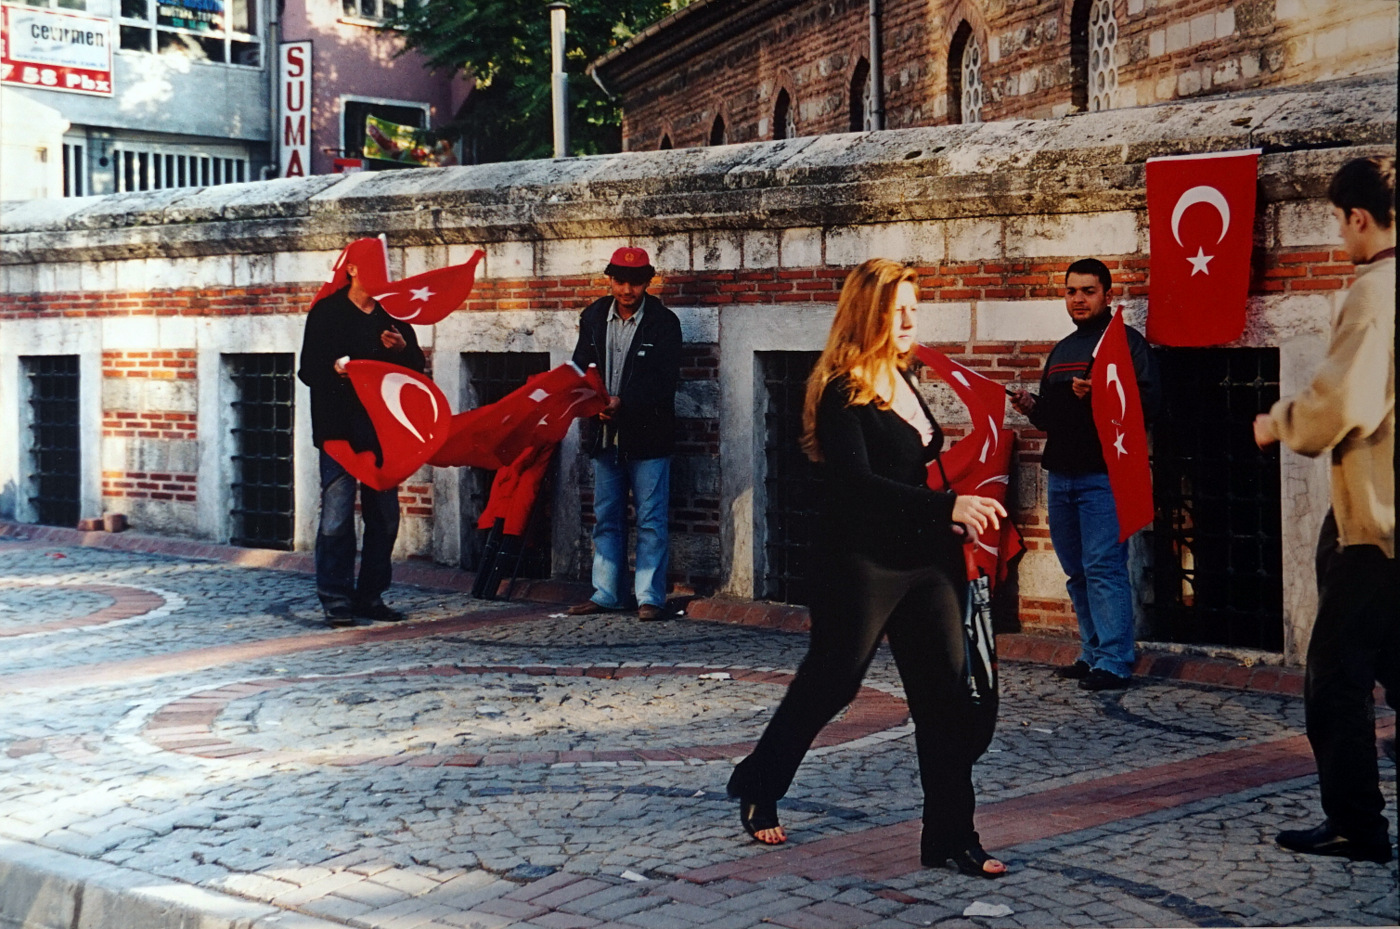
1269, 255, 1395, 557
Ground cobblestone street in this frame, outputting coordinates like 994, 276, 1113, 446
1, 528, 1395, 929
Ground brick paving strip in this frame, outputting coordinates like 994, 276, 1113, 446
683, 717, 1397, 886
0, 582, 167, 637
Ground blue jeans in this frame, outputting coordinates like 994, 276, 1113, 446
1047, 470, 1136, 678
315, 450, 400, 610
590, 449, 670, 609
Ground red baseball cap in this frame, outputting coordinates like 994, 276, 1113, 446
605, 246, 655, 282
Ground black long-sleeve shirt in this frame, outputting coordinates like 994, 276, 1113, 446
814, 374, 961, 569
1028, 315, 1161, 474
298, 286, 426, 454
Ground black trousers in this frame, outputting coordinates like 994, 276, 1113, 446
1305, 511, 1400, 844
727, 551, 997, 853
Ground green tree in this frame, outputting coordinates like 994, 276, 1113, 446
391, 0, 678, 163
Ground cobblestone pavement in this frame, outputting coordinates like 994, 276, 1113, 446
0, 535, 1395, 929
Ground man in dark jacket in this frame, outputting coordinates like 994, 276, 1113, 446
567, 247, 682, 621
298, 255, 425, 626
1010, 258, 1160, 691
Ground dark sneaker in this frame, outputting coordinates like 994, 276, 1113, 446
1277, 823, 1392, 863
324, 605, 356, 628
1054, 660, 1091, 680
637, 604, 667, 621
1079, 668, 1131, 691
567, 600, 610, 616
353, 600, 407, 622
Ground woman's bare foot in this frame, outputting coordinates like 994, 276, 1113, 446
740, 800, 787, 845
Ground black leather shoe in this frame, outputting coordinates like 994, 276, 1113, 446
1054, 660, 1091, 680
324, 606, 356, 627
353, 600, 407, 622
1079, 669, 1131, 691
1277, 823, 1392, 863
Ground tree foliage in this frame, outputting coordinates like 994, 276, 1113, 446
390, 0, 677, 163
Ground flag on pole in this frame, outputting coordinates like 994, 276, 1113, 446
322, 360, 452, 490
1145, 149, 1259, 346
1090, 311, 1154, 541
311, 237, 485, 325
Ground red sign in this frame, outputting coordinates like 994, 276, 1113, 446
278, 41, 311, 177
1145, 149, 1259, 346
1, 4, 113, 97
1091, 311, 1153, 541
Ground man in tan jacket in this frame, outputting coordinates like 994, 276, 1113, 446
1255, 155, 1396, 864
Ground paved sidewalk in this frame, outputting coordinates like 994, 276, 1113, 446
0, 528, 1395, 929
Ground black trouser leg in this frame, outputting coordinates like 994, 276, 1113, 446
1305, 515, 1400, 845
727, 556, 904, 803
885, 571, 997, 854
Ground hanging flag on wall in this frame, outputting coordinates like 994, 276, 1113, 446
1090, 311, 1153, 541
1145, 149, 1259, 346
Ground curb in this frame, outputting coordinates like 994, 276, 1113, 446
0, 838, 344, 929
0, 520, 1305, 696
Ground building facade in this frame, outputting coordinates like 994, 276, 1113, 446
589, 0, 1397, 151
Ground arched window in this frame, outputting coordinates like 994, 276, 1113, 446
1087, 0, 1119, 111
774, 88, 795, 140
709, 115, 727, 146
849, 58, 874, 131
659, 134, 673, 150
947, 21, 983, 125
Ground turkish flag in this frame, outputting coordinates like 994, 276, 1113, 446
311, 237, 485, 325
430, 362, 609, 470
324, 360, 452, 490
478, 444, 556, 536
1091, 311, 1153, 541
1145, 149, 1258, 346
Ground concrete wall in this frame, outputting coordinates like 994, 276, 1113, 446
1, 75, 1394, 662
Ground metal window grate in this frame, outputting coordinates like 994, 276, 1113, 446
228, 354, 295, 550
462, 352, 553, 575
760, 352, 823, 605
1150, 348, 1283, 651
24, 355, 81, 528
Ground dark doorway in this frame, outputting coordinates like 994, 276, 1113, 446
1150, 348, 1283, 651
227, 354, 296, 550
24, 355, 81, 528
759, 351, 823, 605
461, 352, 553, 576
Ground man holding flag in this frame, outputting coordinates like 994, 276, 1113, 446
1011, 259, 1160, 691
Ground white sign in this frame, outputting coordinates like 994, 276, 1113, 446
1, 4, 113, 96
278, 40, 311, 177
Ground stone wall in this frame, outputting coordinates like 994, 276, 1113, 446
596, 0, 1397, 151
1, 75, 1394, 661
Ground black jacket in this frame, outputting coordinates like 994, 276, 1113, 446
814, 374, 962, 569
298, 286, 426, 454
1028, 315, 1161, 474
571, 294, 682, 460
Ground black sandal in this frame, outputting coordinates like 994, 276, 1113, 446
739, 799, 786, 845
923, 844, 1006, 878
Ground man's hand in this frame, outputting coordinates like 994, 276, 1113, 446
1071, 376, 1091, 399
598, 396, 622, 421
1253, 413, 1278, 448
1009, 389, 1037, 415
381, 328, 407, 351
334, 355, 351, 376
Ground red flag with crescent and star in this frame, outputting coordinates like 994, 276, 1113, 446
311, 236, 486, 326
1145, 149, 1259, 346
323, 360, 452, 491
1091, 311, 1153, 541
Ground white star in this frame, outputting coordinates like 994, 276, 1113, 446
1186, 247, 1213, 276
410, 286, 435, 302
1113, 430, 1128, 457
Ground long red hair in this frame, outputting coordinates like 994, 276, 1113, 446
800, 259, 919, 462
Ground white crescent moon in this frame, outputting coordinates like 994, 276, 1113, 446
1171, 185, 1230, 247
1105, 363, 1127, 418
381, 373, 439, 444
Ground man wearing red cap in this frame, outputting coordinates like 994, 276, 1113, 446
568, 247, 682, 621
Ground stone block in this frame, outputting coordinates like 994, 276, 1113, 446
233, 252, 276, 287
676, 379, 719, 419
694, 230, 742, 271
79, 259, 119, 292
542, 237, 616, 278
1189, 12, 1215, 46
1272, 200, 1337, 248
946, 217, 1002, 261
274, 250, 339, 285
825, 221, 945, 266
976, 300, 1074, 342
158, 316, 198, 350
1166, 22, 1190, 53
676, 305, 719, 343
103, 316, 160, 350
779, 227, 823, 268
1149, 30, 1165, 58
1215, 7, 1235, 38
917, 302, 972, 343
742, 229, 780, 269
1004, 211, 1139, 259
484, 240, 535, 279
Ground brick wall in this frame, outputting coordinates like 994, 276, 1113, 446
606, 0, 1396, 150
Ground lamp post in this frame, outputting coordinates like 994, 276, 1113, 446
548, 1, 570, 158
